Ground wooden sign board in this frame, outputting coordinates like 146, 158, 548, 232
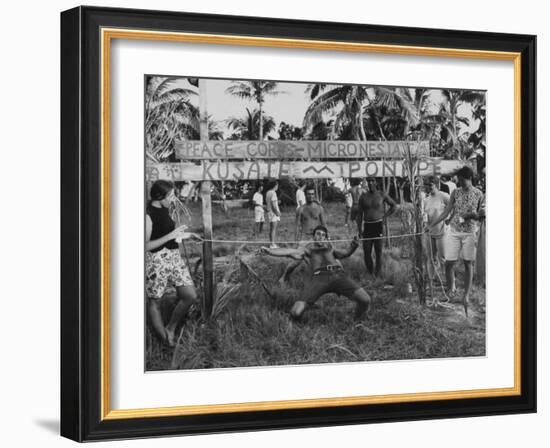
146, 159, 464, 182
175, 140, 430, 160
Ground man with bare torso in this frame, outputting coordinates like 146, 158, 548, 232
262, 225, 371, 320
349, 178, 365, 234
358, 177, 397, 277
295, 186, 326, 241
277, 186, 325, 284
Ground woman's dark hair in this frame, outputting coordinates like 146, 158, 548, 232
255, 182, 263, 192
150, 180, 174, 201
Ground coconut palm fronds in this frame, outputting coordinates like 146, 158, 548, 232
169, 196, 192, 227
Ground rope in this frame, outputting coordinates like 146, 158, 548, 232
187, 231, 426, 245
424, 233, 453, 308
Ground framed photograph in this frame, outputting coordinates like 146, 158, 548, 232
60, 6, 536, 441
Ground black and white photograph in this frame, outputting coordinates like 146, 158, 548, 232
144, 76, 487, 371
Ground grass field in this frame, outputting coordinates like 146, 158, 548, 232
146, 201, 486, 371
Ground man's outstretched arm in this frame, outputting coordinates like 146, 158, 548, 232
334, 238, 360, 259
261, 246, 304, 260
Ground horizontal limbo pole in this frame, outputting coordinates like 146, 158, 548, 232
175, 140, 430, 160
146, 159, 464, 182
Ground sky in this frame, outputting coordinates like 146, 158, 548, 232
170, 77, 482, 139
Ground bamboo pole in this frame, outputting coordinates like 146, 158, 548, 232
199, 79, 214, 319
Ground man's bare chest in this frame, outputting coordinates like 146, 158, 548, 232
362, 193, 384, 209
301, 206, 321, 221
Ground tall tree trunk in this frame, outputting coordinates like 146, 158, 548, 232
259, 101, 264, 141
358, 105, 367, 141
376, 114, 387, 141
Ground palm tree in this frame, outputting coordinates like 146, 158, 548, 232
145, 77, 199, 162
183, 114, 225, 141
278, 122, 304, 140
303, 84, 369, 140
226, 108, 276, 140
225, 81, 282, 140
363, 87, 429, 141
438, 89, 485, 158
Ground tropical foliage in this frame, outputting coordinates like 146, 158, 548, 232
226, 108, 276, 141
145, 77, 199, 162
225, 81, 283, 141
303, 84, 369, 140
278, 122, 304, 140
144, 75, 486, 164
303, 83, 486, 161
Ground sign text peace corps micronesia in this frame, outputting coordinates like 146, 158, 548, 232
175, 140, 430, 160
146, 159, 464, 182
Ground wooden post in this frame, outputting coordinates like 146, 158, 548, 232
199, 79, 214, 319
201, 181, 214, 318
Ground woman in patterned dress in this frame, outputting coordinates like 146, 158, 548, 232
145, 180, 200, 346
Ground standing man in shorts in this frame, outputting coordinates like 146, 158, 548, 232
423, 176, 450, 283
429, 166, 485, 314
349, 178, 365, 234
266, 179, 281, 248
357, 177, 397, 277
262, 225, 371, 320
252, 183, 265, 238
295, 181, 306, 209
344, 182, 353, 228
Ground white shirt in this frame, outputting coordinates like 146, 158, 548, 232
443, 180, 457, 195
253, 192, 263, 207
296, 189, 306, 208
423, 191, 450, 237
266, 190, 278, 214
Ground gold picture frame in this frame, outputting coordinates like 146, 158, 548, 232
61, 6, 536, 441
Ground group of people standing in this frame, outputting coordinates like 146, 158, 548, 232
423, 167, 485, 308
144, 166, 485, 345
260, 166, 485, 319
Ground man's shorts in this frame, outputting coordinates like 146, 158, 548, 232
254, 206, 265, 223
444, 232, 477, 261
362, 220, 384, 239
267, 211, 280, 223
303, 271, 362, 304
145, 247, 193, 299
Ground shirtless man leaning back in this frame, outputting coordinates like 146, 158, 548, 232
262, 225, 371, 320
